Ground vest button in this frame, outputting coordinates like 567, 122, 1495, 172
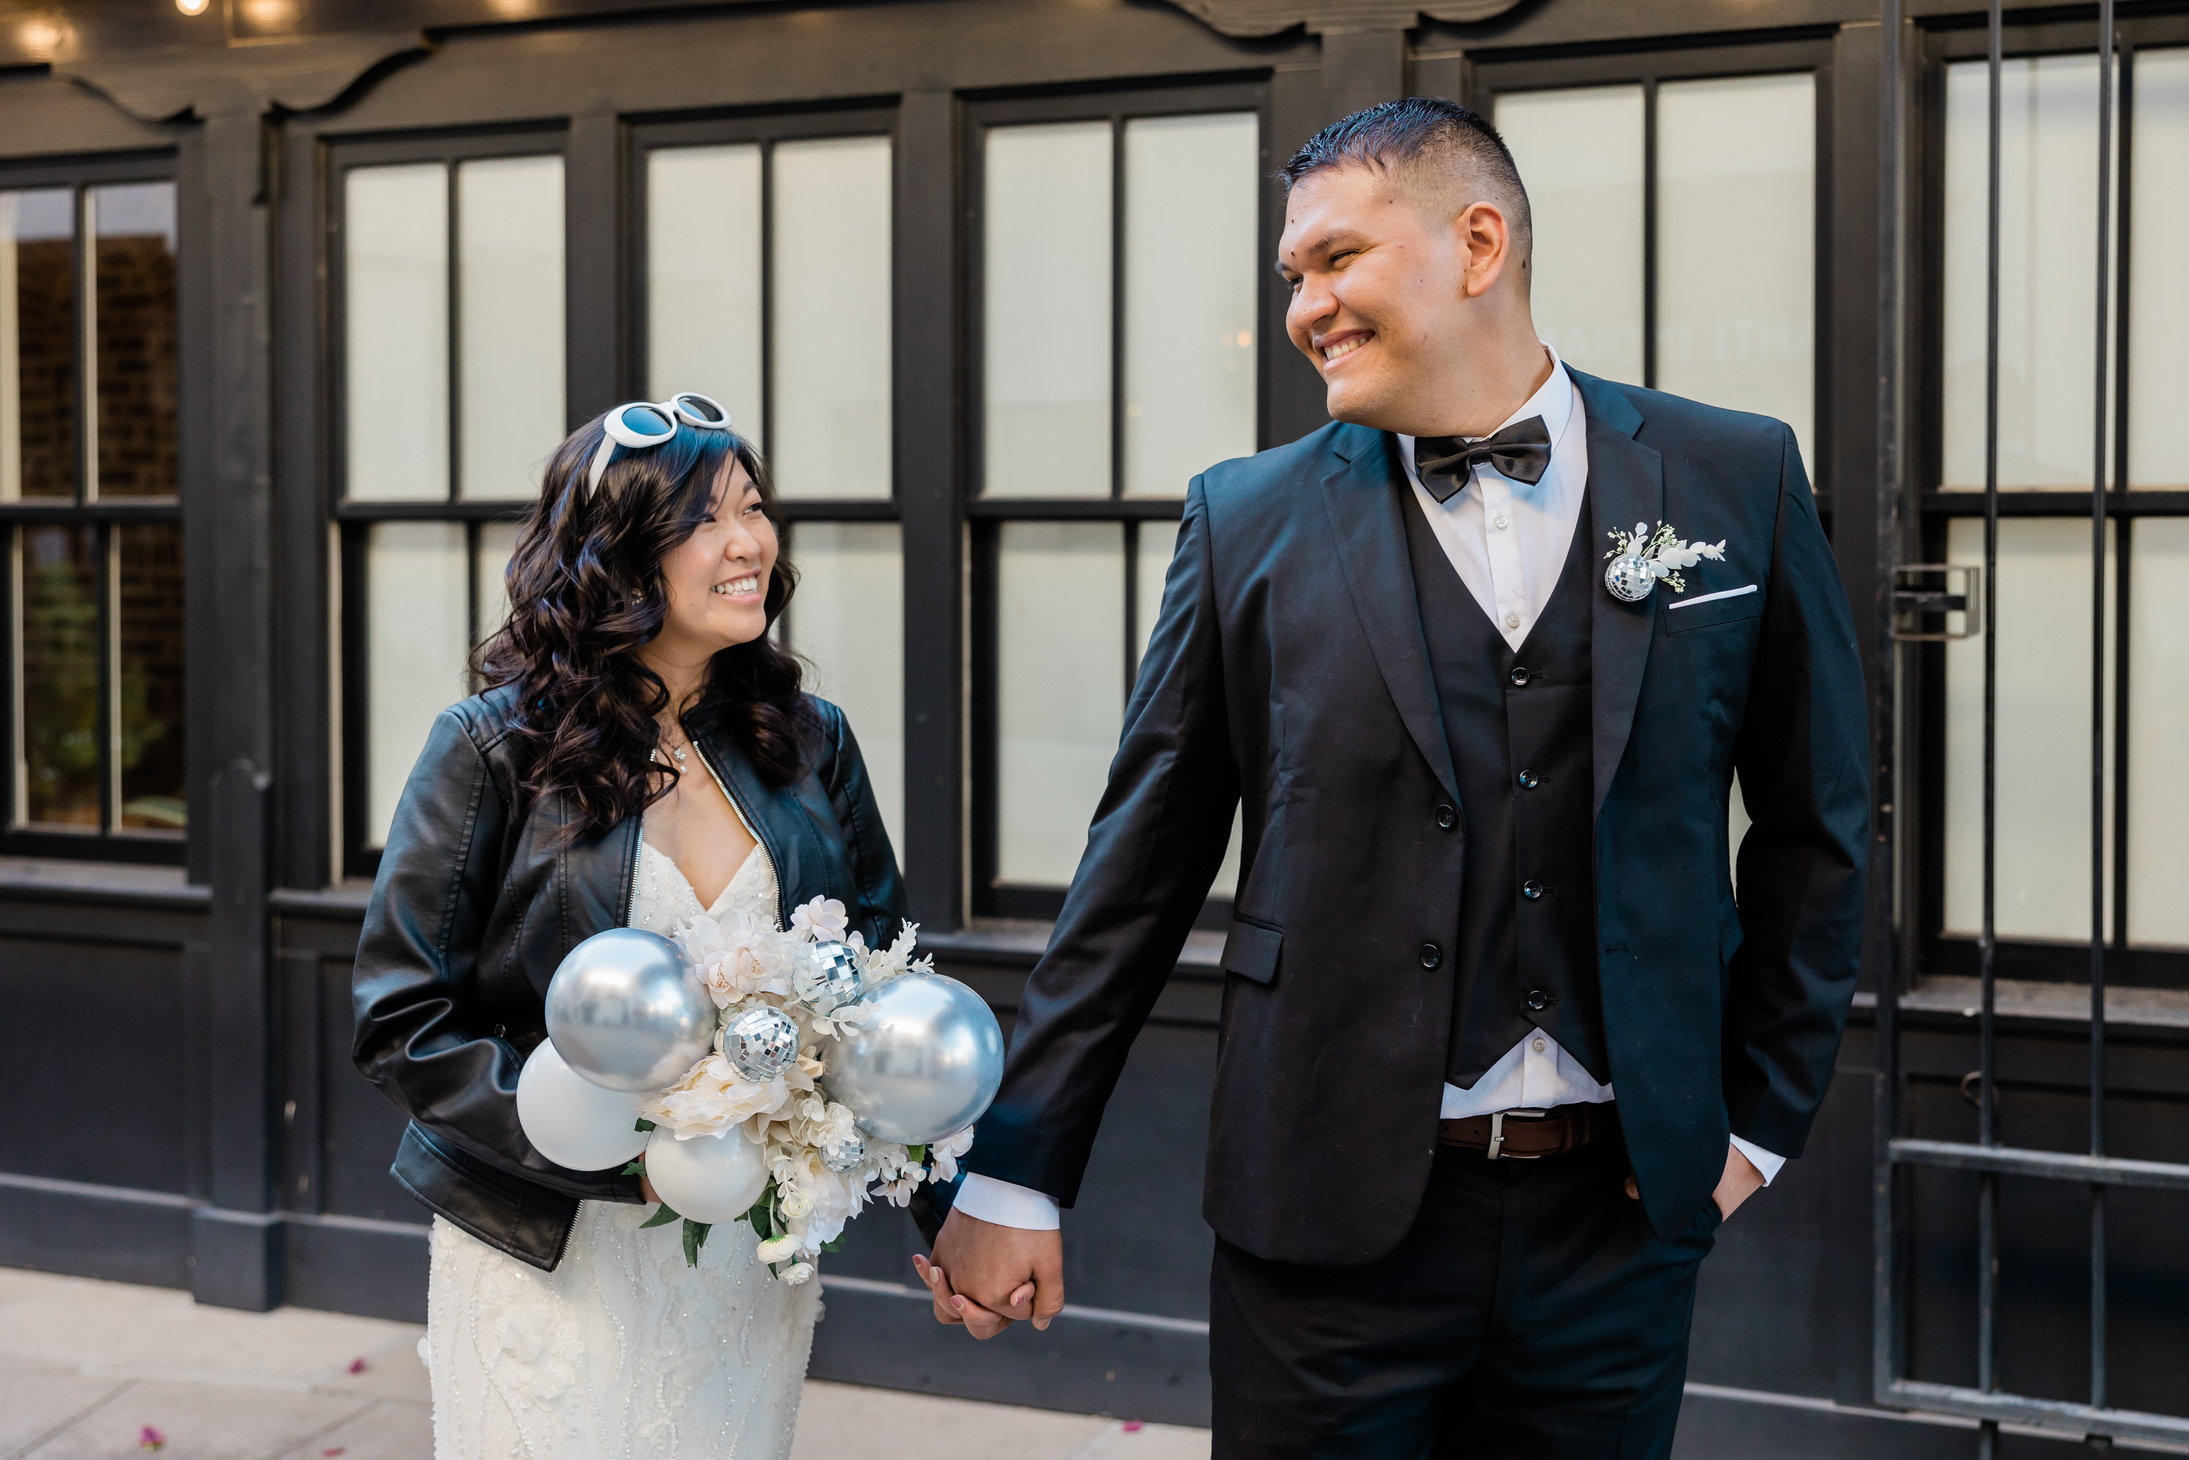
1509, 666, 1532, 687
1435, 803, 1457, 830
1419, 943, 1443, 970
1526, 989, 1551, 1011
1522, 879, 1545, 900
1517, 769, 1539, 789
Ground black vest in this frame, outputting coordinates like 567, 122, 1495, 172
1401, 487, 1609, 1087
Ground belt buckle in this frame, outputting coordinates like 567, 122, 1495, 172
1486, 1108, 1551, 1160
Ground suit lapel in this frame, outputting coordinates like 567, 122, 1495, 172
1318, 425, 1460, 805
1572, 370, 1663, 819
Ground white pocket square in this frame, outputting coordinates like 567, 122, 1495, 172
1666, 583, 1758, 610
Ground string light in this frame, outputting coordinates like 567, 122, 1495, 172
175, 0, 209, 13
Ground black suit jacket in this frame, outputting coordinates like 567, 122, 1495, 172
963, 369, 1870, 1263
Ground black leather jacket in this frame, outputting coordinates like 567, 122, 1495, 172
351, 685, 906, 1270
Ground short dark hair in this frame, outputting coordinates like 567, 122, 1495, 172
1280, 96, 1532, 260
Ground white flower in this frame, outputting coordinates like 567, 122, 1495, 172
791, 896, 849, 943
928, 1126, 975, 1183
781, 1262, 815, 1285
756, 1234, 800, 1264
641, 1054, 789, 1137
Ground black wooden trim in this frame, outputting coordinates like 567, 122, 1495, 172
774, 499, 901, 522
895, 90, 964, 932
966, 497, 1186, 521
1922, 489, 2189, 515
332, 499, 532, 522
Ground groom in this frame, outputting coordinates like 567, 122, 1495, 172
919, 97, 1868, 1457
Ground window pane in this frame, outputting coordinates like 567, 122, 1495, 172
0, 188, 78, 501
1942, 518, 2116, 941
998, 522, 1122, 883
345, 164, 449, 502
475, 518, 522, 648
983, 122, 1112, 498
1133, 519, 1240, 895
1122, 112, 1258, 498
366, 522, 471, 849
457, 155, 564, 501
1495, 86, 1645, 383
116, 521, 185, 831
785, 521, 904, 848
2128, 48, 2189, 491
1655, 73, 1816, 469
16, 524, 99, 827
647, 145, 762, 440
1943, 56, 2115, 490
772, 137, 893, 499
90, 183, 178, 500
2127, 518, 2189, 947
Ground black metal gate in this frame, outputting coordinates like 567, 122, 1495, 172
1871, 1, 2189, 1449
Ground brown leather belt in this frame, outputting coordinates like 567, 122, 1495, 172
1437, 1102, 1617, 1160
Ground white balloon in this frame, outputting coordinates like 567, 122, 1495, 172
644, 1128, 769, 1224
516, 1040, 649, 1172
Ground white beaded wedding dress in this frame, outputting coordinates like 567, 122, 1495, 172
421, 830, 821, 1460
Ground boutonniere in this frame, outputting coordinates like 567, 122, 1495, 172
1603, 521, 1726, 604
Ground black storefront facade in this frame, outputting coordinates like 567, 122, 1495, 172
2, 1, 2184, 1454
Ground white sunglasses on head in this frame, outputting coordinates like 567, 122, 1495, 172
583, 392, 734, 499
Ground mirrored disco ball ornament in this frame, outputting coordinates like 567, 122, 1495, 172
820, 972, 1004, 1146
725, 1004, 800, 1082
820, 1128, 868, 1175
1604, 553, 1655, 604
806, 940, 864, 1007
545, 928, 714, 1093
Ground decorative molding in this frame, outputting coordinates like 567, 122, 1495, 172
1160, 0, 1524, 37
53, 32, 428, 122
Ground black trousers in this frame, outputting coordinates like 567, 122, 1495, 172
1209, 1133, 1719, 1460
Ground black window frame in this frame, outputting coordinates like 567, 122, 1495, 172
1907, 12, 2189, 996
963, 75, 1272, 924
0, 150, 187, 866
326, 125, 570, 880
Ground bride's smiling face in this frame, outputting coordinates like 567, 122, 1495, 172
652, 455, 777, 660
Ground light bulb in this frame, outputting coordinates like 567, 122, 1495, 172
176, 0, 209, 13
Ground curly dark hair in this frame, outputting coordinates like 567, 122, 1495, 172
473, 407, 808, 842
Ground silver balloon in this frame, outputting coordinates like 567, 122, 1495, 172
804, 940, 864, 1007
1604, 553, 1656, 604
545, 928, 715, 1093
819, 973, 1003, 1146
724, 1004, 799, 1082
820, 1128, 868, 1175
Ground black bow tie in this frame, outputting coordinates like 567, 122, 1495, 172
1414, 416, 1552, 502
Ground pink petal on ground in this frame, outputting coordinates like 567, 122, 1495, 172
323, 1448, 347, 1456
138, 1427, 165, 1450
1122, 1420, 1144, 1432
347, 1357, 368, 1374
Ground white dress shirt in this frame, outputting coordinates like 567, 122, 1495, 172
953, 347, 1777, 1233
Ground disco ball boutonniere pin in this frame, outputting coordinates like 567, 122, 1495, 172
1604, 520, 1727, 604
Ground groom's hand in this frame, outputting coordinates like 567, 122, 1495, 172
916, 1208, 1064, 1340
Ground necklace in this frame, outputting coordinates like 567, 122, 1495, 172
654, 726, 690, 768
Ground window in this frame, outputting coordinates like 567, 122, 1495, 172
1493, 68, 1819, 468
640, 113, 903, 850
334, 137, 566, 870
968, 87, 1264, 918
2, 169, 184, 860
1925, 35, 2189, 968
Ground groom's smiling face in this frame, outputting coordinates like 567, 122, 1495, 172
1278, 161, 1521, 434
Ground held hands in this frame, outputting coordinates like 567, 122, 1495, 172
1621, 1143, 1765, 1220
915, 1208, 1064, 1340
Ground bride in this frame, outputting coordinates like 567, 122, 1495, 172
352, 393, 905, 1458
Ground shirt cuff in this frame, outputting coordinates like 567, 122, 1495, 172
951, 1173, 1062, 1230
1729, 1134, 1785, 1186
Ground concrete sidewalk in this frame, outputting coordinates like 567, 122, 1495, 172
0, 1267, 1209, 1460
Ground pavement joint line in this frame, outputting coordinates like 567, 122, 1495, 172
248, 1394, 381, 1460
1058, 1425, 1129, 1460
4, 1375, 137, 1460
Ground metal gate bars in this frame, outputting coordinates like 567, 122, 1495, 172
1872, 0, 2189, 1450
